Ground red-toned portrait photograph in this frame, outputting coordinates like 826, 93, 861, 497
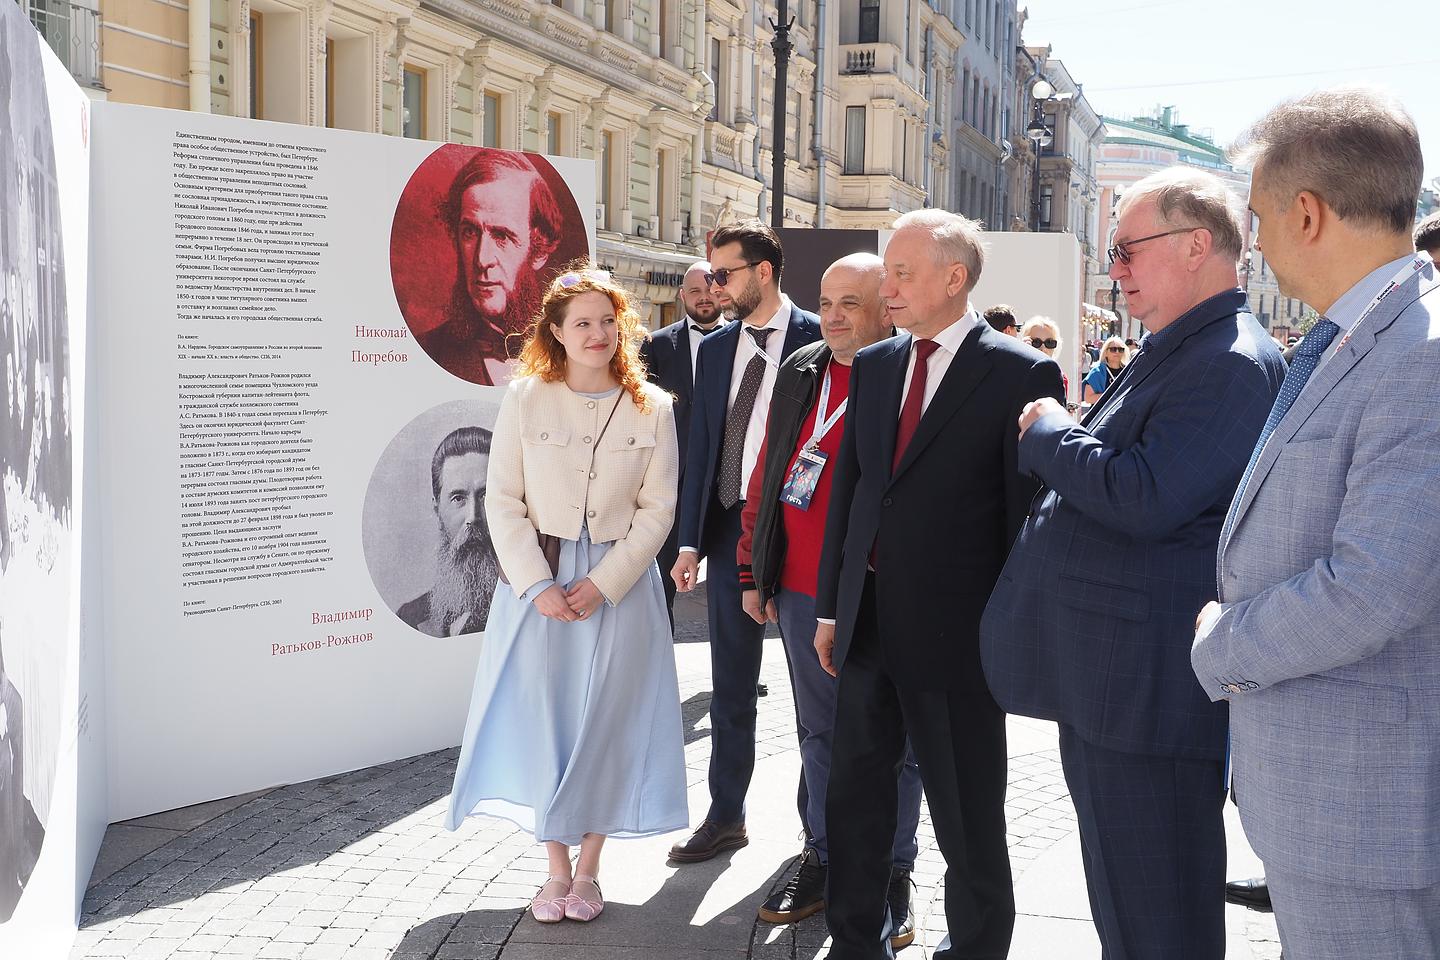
390, 144, 588, 387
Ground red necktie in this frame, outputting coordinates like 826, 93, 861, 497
893, 338, 940, 473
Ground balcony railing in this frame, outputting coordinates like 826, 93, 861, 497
21, 0, 102, 88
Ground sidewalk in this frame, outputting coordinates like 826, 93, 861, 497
72, 585, 1282, 959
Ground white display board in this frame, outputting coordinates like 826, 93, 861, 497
0, 4, 101, 955
89, 106, 595, 822
968, 231, 1086, 400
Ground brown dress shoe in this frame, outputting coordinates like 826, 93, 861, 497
668, 820, 748, 863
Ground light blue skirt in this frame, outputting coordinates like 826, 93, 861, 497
444, 531, 688, 844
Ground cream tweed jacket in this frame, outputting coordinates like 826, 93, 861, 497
486, 375, 678, 604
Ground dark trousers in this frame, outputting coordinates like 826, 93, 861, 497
657, 515, 680, 632
702, 501, 773, 825
827, 579, 1013, 960
774, 587, 922, 867
1059, 724, 1227, 960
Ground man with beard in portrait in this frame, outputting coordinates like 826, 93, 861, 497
418, 152, 562, 386
398, 427, 502, 636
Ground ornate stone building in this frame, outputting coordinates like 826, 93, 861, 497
1097, 108, 1302, 337
57, 0, 1011, 323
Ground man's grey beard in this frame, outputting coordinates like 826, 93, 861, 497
431, 520, 501, 631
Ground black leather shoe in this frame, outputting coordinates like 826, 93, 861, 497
757, 848, 827, 922
888, 866, 916, 951
668, 820, 748, 863
1225, 876, 1272, 912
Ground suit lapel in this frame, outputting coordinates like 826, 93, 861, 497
1226, 270, 1432, 537
890, 324, 994, 483
676, 323, 694, 402
781, 304, 814, 357
707, 321, 742, 431
869, 335, 912, 473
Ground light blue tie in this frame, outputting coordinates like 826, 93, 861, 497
1230, 317, 1342, 515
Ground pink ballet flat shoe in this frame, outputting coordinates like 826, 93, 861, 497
564, 874, 605, 921
531, 877, 572, 923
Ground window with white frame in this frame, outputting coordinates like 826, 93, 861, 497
844, 105, 865, 174
402, 66, 426, 139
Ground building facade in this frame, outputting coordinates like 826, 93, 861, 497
948, 0, 1016, 230
1097, 107, 1302, 337
38, 0, 1010, 325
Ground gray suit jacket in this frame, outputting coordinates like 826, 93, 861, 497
1192, 260, 1440, 889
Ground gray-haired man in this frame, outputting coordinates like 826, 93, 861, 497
1193, 87, 1440, 957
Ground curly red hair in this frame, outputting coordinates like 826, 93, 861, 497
516, 261, 653, 411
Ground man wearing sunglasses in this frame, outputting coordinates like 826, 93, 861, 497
668, 220, 821, 863
981, 166, 1285, 959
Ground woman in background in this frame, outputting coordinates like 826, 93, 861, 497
1082, 335, 1129, 405
1021, 315, 1068, 399
446, 265, 685, 924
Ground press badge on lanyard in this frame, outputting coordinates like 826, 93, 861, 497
779, 365, 846, 511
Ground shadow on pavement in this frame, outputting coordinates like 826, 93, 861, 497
387, 907, 520, 959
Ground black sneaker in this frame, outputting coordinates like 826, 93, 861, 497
757, 848, 827, 923
888, 866, 915, 951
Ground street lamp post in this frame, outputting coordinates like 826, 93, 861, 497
769, 0, 795, 233
1025, 79, 1054, 232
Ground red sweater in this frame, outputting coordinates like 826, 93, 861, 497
737, 360, 851, 598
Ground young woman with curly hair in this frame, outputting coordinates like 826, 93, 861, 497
445, 263, 686, 923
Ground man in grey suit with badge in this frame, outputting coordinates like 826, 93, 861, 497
1192, 87, 1440, 957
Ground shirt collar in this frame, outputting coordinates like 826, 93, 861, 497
740, 295, 793, 339
1325, 254, 1419, 329
688, 316, 724, 334
1142, 288, 1248, 352
921, 306, 980, 355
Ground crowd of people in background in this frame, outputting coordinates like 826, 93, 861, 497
443, 84, 1440, 960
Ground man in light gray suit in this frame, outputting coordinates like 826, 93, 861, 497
1192, 86, 1440, 958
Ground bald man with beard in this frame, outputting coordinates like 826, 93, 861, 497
399, 427, 502, 636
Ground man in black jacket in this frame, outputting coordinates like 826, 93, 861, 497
735, 254, 921, 949
814, 211, 1063, 959
640, 261, 725, 625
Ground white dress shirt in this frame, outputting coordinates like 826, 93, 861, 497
687, 316, 726, 381
727, 295, 792, 500
898, 307, 980, 417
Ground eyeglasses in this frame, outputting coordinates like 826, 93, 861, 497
1028, 337, 1059, 350
1106, 346, 1125, 353
1107, 227, 1198, 266
705, 261, 761, 287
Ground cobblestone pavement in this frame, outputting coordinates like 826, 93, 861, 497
72, 592, 1281, 960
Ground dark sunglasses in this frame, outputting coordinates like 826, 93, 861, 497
704, 261, 761, 287
1028, 337, 1059, 350
1106, 346, 1125, 353
1107, 227, 1197, 266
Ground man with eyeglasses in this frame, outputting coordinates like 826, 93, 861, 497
981, 166, 1284, 959
668, 219, 821, 863
641, 260, 727, 626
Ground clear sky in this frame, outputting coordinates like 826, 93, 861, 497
1021, 0, 1440, 194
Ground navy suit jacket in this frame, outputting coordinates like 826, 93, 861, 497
814, 323, 1064, 690
640, 318, 705, 478
980, 290, 1285, 759
677, 303, 821, 557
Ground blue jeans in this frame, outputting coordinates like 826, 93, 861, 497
774, 587, 922, 868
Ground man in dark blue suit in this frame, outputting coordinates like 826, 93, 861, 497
980, 168, 1286, 959
640, 260, 725, 625
669, 220, 821, 862
814, 210, 1064, 959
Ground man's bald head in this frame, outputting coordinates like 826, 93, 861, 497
819, 252, 891, 363
678, 259, 721, 328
